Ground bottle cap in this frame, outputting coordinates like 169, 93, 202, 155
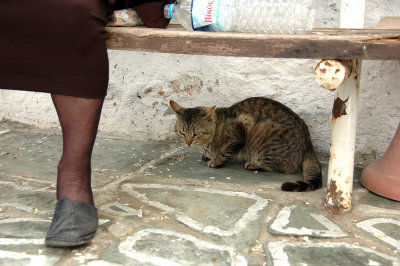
164, 4, 175, 19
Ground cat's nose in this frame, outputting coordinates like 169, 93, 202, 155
185, 137, 193, 146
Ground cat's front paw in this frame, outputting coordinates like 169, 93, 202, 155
207, 160, 220, 168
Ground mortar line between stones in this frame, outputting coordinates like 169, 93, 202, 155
0, 129, 11, 135
0, 174, 55, 185
96, 146, 185, 192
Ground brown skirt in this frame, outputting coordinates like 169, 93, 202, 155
0, 0, 109, 98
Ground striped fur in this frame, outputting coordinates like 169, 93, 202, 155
170, 97, 322, 192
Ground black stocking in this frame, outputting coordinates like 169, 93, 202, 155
51, 94, 104, 206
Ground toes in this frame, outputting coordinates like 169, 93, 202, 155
245, 162, 259, 171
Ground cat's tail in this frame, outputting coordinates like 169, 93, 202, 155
281, 150, 322, 192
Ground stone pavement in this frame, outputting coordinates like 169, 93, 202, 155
0, 120, 399, 266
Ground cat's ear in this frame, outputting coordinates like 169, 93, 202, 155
204, 105, 216, 117
170, 101, 183, 115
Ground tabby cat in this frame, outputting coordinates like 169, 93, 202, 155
170, 97, 322, 192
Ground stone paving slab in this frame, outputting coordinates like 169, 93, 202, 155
0, 121, 180, 188
268, 204, 349, 238
100, 228, 249, 266
265, 242, 400, 265
0, 120, 399, 266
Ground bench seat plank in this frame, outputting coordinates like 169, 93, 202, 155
106, 25, 400, 60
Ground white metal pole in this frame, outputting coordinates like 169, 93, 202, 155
340, 0, 365, 29
326, 61, 361, 214
325, 0, 365, 214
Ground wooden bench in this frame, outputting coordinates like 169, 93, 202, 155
105, 25, 400, 60
105, 14, 400, 214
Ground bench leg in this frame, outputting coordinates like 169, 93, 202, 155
326, 60, 361, 214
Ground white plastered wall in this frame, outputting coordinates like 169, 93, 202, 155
0, 0, 399, 164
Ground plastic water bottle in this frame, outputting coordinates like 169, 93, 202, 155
164, 0, 315, 34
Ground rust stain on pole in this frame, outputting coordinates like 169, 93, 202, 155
332, 97, 349, 119
329, 152, 337, 162
327, 179, 351, 214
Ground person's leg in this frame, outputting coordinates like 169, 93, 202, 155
45, 94, 104, 247
51, 94, 104, 206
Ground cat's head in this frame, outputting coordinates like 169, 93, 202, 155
170, 101, 216, 147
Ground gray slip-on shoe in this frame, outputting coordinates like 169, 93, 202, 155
45, 198, 98, 247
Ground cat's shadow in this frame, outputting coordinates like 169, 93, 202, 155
150, 150, 319, 186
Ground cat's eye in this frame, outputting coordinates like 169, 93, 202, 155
178, 131, 185, 136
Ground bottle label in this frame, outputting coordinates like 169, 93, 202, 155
191, 0, 232, 32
